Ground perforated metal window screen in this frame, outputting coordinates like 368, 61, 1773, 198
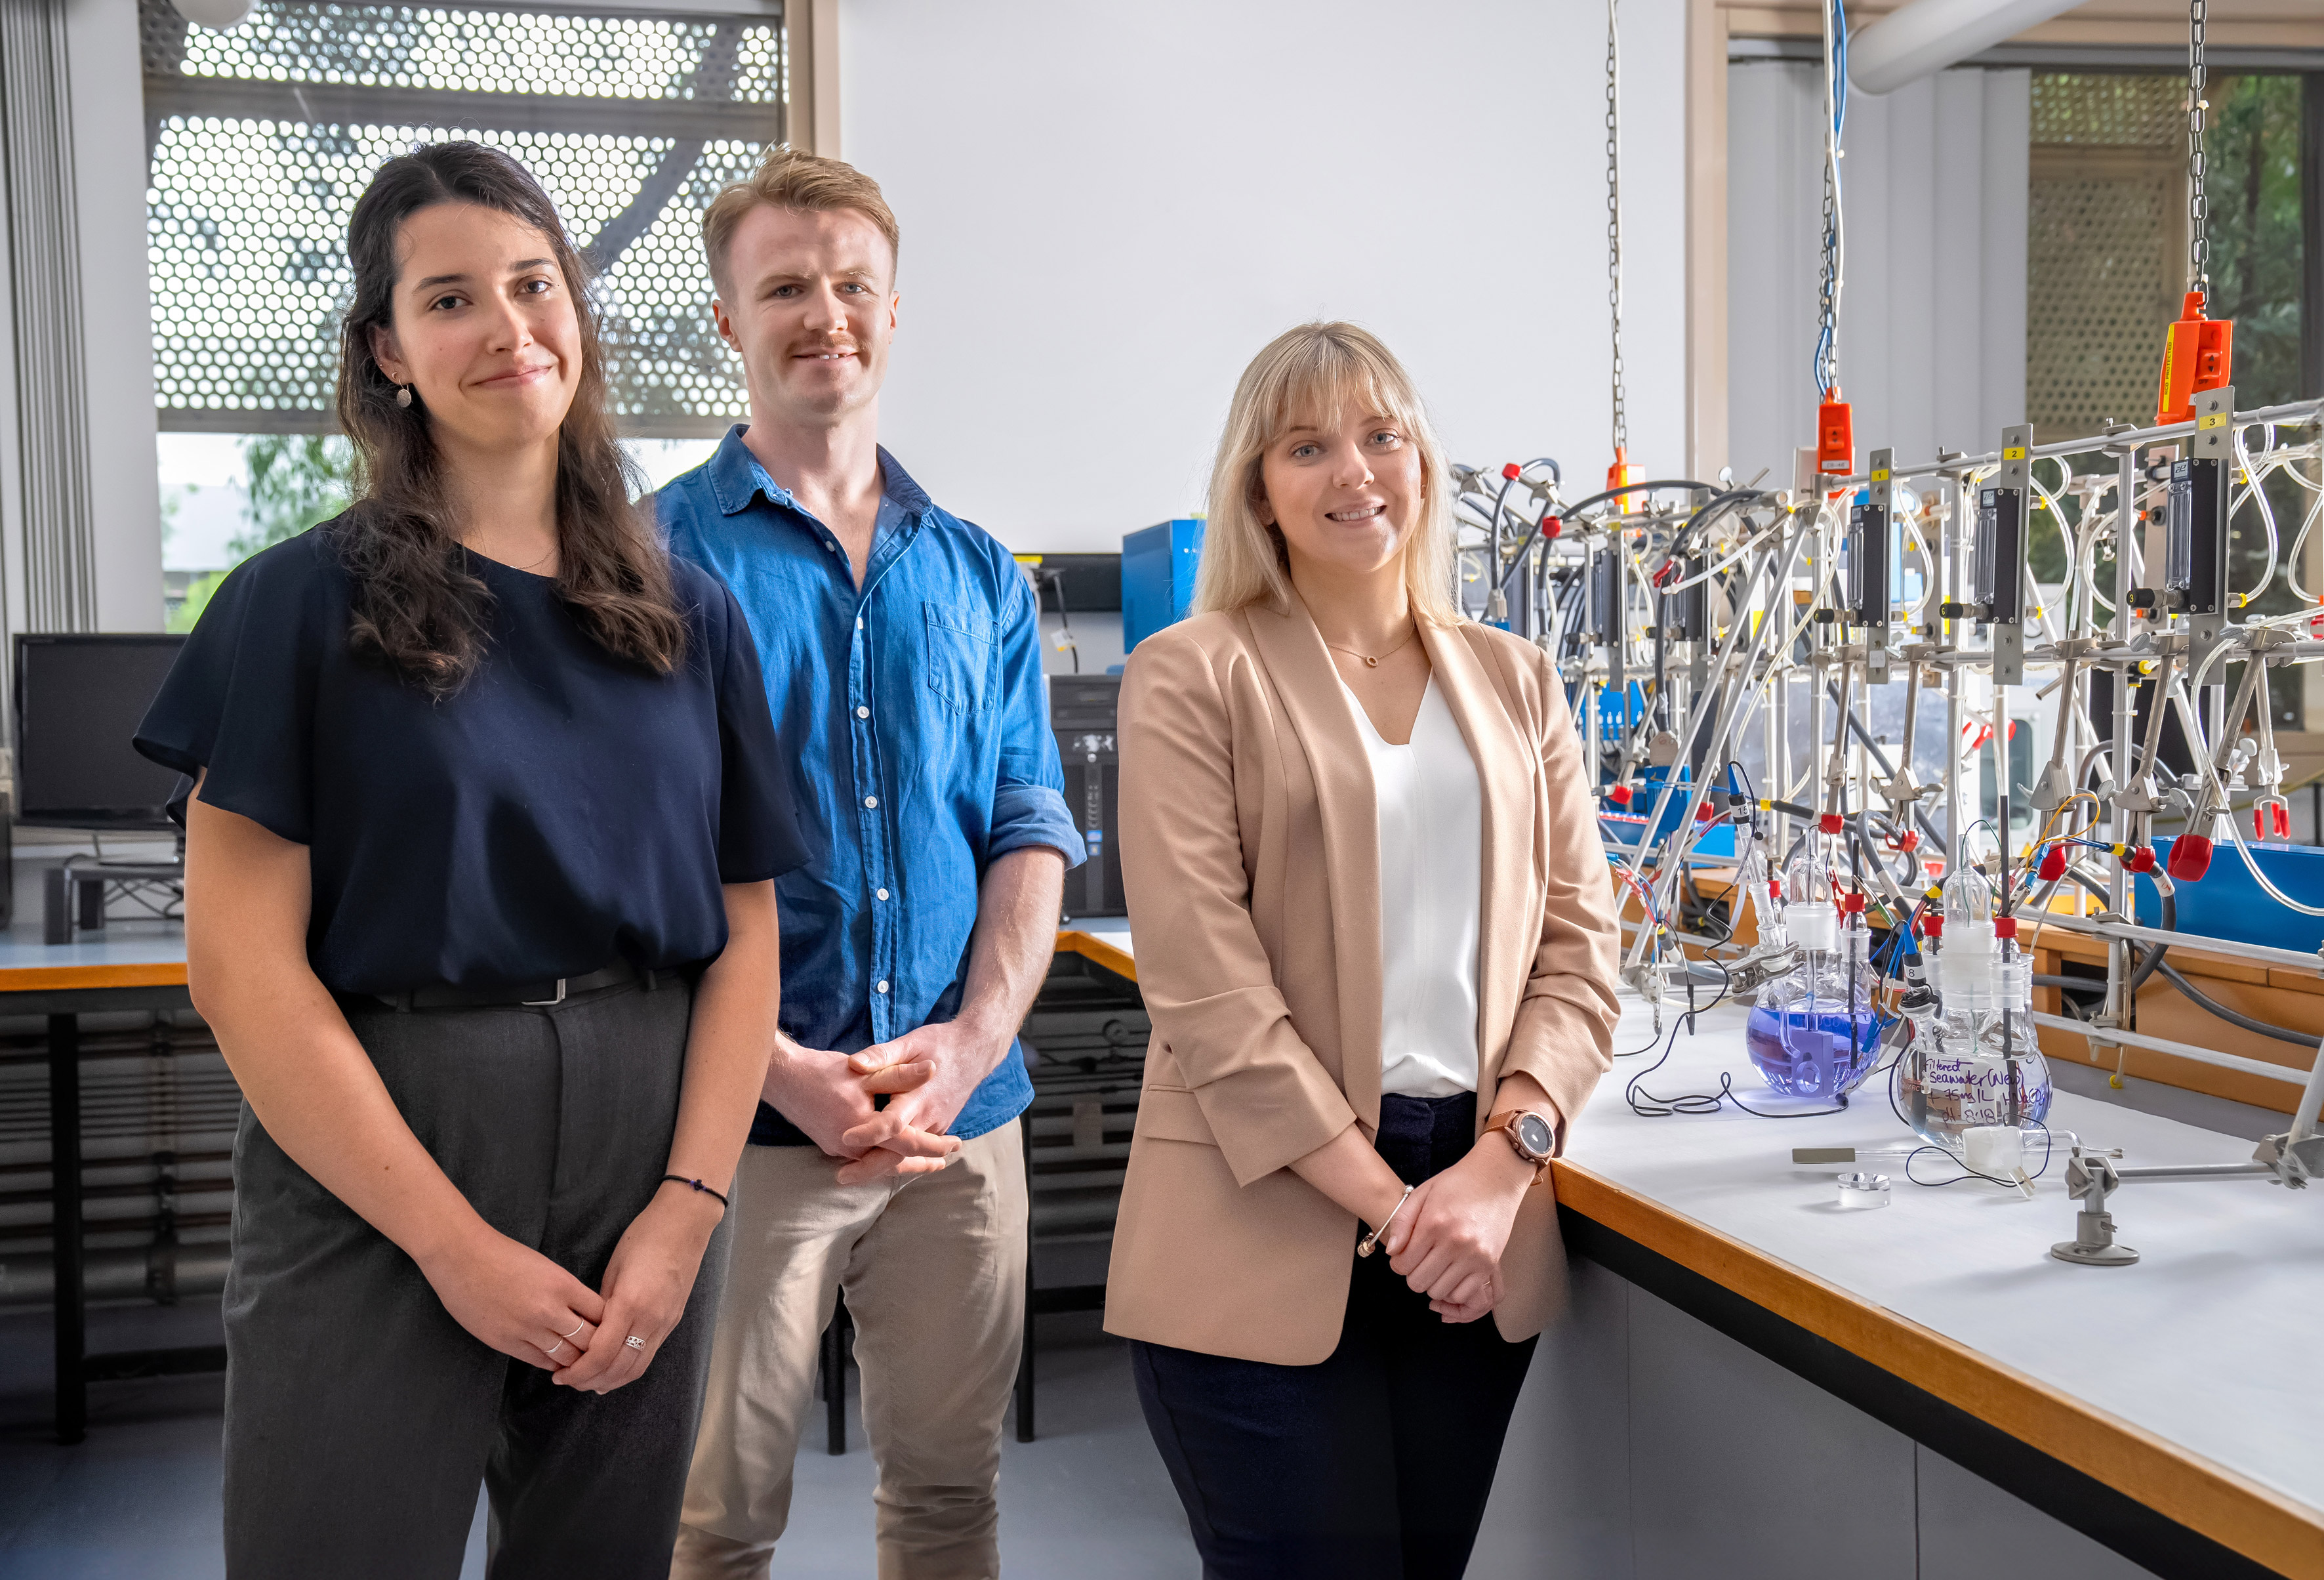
140, 0, 783, 437
2026, 74, 2188, 442
2028, 72, 2184, 149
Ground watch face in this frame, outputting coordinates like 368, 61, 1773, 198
1516, 1113, 1555, 1159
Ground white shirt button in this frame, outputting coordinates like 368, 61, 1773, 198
875, 980, 889, 994
856, 705, 870, 718
855, 617, 864, 630
864, 795, 878, 808
876, 888, 889, 901
825, 540, 838, 553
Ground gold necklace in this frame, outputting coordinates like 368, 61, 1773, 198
1324, 627, 1418, 669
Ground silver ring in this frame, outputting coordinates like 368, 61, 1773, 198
624, 1335, 645, 1350
558, 1318, 586, 1339
544, 1339, 565, 1357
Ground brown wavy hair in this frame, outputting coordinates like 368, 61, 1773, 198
331, 141, 685, 696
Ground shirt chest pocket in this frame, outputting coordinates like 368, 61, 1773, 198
922, 602, 996, 715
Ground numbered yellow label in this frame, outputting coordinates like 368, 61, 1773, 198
2198, 411, 2227, 430
1870, 468, 1890, 482
2002, 446, 2028, 461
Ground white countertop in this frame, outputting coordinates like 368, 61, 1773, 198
1568, 990, 2324, 1521
1063, 915, 2322, 1522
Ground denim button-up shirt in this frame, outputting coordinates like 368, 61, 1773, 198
661, 429, 1085, 1144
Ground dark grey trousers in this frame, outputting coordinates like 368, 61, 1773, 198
221, 978, 731, 1580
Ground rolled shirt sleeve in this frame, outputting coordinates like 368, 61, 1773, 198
987, 562, 1088, 869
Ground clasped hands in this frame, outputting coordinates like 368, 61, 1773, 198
1372, 1138, 1539, 1325
771, 1022, 998, 1185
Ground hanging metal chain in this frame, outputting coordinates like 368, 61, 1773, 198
2185, 0, 2209, 297
1814, 0, 1843, 396
1606, 0, 1626, 457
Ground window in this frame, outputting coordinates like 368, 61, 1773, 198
140, 0, 785, 439
2027, 71, 2309, 442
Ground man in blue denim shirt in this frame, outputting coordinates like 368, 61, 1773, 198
663, 152, 1084, 1580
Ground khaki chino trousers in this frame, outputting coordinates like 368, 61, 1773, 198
671, 1121, 1027, 1580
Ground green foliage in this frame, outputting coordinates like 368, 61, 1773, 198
162, 435, 353, 632
2205, 75, 2306, 409
234, 433, 354, 560
167, 571, 229, 634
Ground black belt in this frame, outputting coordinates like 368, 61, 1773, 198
368, 959, 648, 1013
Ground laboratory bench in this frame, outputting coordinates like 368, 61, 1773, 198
18, 896, 2321, 1578
0, 903, 203, 1445
1057, 918, 2324, 1580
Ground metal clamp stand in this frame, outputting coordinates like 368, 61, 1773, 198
2052, 1150, 2140, 1266
2051, 1041, 2319, 1266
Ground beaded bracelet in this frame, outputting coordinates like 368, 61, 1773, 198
660, 1174, 730, 1210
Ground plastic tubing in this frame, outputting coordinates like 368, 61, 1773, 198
2283, 475, 2323, 605
1653, 512, 1788, 592
2229, 425, 2281, 608
2166, 675, 2324, 917
2029, 456, 2078, 603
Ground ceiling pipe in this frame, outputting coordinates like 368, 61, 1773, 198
1846, 0, 2089, 95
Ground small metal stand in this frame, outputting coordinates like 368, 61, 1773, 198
2049, 1042, 2321, 1268
2052, 1150, 2140, 1266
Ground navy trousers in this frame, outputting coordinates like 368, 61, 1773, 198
1131, 1092, 1539, 1580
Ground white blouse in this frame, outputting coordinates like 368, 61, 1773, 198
1343, 675, 1484, 1098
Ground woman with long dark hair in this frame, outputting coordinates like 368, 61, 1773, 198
134, 142, 807, 1577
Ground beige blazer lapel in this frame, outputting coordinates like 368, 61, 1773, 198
1419, 624, 1538, 1114
1244, 594, 1385, 1133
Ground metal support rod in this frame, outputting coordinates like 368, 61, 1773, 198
1822, 396, 2324, 488
2112, 1162, 2279, 1182
48, 1012, 85, 1445
2287, 1034, 2324, 1149
2029, 1008, 2315, 1085
2109, 442, 2139, 1037
2025, 908, 2324, 975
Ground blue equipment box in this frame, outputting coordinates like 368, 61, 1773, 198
2140, 837, 2324, 955
1598, 764, 1744, 861
1122, 518, 1205, 653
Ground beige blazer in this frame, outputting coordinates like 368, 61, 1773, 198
1101, 592, 1621, 1365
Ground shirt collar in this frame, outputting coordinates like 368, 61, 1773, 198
705, 425, 936, 530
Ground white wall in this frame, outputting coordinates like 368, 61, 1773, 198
1726, 62, 2028, 490
840, 0, 1692, 553
70, 0, 165, 631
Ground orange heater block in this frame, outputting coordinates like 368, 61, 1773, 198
1606, 447, 1643, 496
2153, 291, 2233, 426
1816, 392, 1854, 478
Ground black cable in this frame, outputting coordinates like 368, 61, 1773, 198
2049, 863, 2315, 1043
1621, 961, 1875, 1120
1493, 478, 1722, 598
1042, 569, 1080, 675
1881, 1025, 2058, 1190
2154, 960, 2321, 1047
2057, 864, 2181, 1002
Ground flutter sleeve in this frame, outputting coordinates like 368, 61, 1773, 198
706, 578, 810, 883
132, 537, 330, 844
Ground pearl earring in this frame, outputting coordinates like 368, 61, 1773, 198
395, 384, 414, 409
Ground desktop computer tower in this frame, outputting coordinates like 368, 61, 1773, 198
1050, 676, 1124, 917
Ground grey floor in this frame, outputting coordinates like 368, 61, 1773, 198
0, 1305, 1193, 1578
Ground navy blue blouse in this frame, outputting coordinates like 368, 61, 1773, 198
134, 524, 807, 995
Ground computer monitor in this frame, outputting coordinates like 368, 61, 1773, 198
13, 634, 188, 831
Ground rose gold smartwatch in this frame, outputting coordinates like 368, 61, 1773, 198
1484, 1110, 1557, 1184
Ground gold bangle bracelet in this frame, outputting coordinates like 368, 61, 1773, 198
1356, 1184, 1416, 1258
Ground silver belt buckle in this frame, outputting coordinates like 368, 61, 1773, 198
521, 978, 568, 1007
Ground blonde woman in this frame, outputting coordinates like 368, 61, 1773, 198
1104, 322, 1620, 1579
